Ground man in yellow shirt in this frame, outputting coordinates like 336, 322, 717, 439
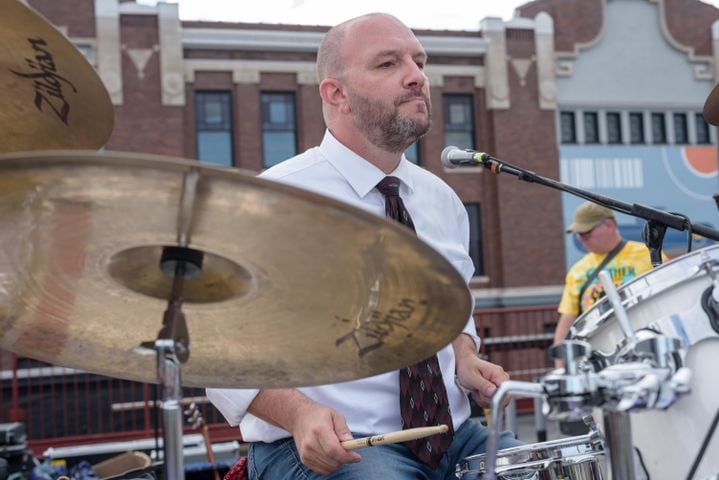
554, 202, 655, 435
554, 202, 654, 345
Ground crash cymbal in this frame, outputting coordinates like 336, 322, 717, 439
0, 0, 113, 152
0, 150, 473, 388
703, 82, 719, 126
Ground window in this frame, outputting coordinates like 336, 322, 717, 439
404, 143, 420, 165
673, 113, 688, 145
696, 113, 711, 145
443, 95, 475, 150
195, 91, 233, 166
629, 112, 644, 144
560, 111, 576, 144
583, 112, 599, 144
261, 92, 297, 168
651, 113, 666, 144
561, 108, 710, 146
606, 112, 622, 144
464, 203, 484, 276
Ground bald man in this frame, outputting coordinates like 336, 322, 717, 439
207, 13, 520, 479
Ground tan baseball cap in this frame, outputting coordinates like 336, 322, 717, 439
565, 202, 615, 233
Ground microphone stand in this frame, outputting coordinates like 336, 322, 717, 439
471, 151, 719, 264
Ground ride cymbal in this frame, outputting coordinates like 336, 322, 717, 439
0, 0, 114, 152
0, 151, 473, 388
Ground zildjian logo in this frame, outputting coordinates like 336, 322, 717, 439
9, 37, 77, 125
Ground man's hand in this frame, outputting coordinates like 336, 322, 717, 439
453, 334, 510, 407
288, 401, 362, 474
248, 389, 361, 475
457, 355, 511, 407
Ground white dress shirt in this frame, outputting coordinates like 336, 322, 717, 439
207, 130, 479, 442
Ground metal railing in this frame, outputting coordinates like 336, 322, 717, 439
474, 305, 557, 413
0, 305, 558, 454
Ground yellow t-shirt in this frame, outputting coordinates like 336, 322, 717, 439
558, 240, 655, 317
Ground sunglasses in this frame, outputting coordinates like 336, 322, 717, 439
576, 220, 605, 238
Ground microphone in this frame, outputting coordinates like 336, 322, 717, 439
440, 146, 486, 169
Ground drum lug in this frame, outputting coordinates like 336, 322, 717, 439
548, 340, 592, 375
700, 255, 719, 334
633, 335, 683, 369
700, 286, 719, 335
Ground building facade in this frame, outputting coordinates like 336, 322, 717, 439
25, 0, 719, 305
519, 0, 719, 268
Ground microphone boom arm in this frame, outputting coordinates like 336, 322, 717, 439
473, 151, 719, 243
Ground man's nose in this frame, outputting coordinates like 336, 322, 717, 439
404, 62, 427, 89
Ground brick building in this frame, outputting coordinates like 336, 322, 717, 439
25, 0, 719, 304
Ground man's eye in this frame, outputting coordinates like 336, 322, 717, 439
416, 62, 425, 70
379, 61, 395, 68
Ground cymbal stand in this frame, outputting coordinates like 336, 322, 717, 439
142, 169, 203, 480
602, 410, 634, 479
154, 249, 192, 480
140, 246, 201, 480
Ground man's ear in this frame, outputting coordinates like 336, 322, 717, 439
319, 78, 350, 114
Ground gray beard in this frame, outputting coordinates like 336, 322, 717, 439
347, 90, 431, 153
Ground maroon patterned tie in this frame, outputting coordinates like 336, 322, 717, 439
375, 176, 454, 469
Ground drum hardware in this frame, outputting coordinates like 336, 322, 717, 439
135, 169, 205, 480
597, 271, 637, 345
482, 380, 546, 480
139, 245, 200, 480
455, 421, 605, 480
481, 319, 691, 479
576, 247, 719, 479
701, 288, 719, 334
700, 253, 719, 333
481, 360, 691, 479
541, 341, 602, 421
547, 315, 689, 479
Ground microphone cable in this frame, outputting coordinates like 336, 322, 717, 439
685, 405, 719, 480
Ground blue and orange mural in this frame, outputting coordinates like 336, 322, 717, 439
560, 145, 718, 269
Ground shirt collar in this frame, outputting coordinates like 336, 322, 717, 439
318, 130, 416, 198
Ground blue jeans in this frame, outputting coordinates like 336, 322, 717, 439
248, 419, 521, 480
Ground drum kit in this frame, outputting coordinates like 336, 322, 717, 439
0, 1, 718, 480
0, 1, 473, 479
469, 247, 719, 480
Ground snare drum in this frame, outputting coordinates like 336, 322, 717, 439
455, 433, 605, 479
573, 245, 719, 479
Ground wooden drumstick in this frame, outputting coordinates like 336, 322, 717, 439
341, 424, 449, 450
